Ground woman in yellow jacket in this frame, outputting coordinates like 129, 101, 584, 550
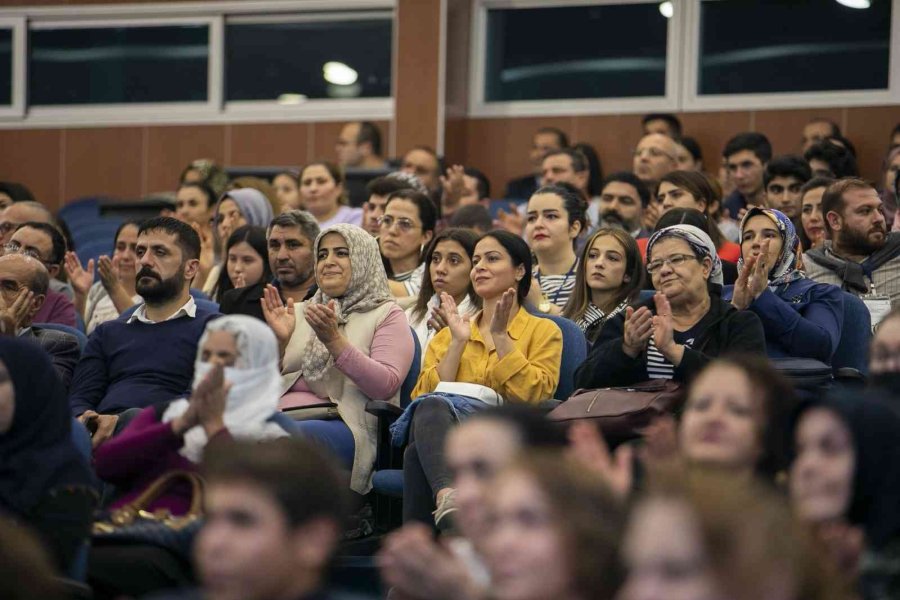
396, 229, 562, 530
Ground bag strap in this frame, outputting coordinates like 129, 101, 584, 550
124, 470, 205, 517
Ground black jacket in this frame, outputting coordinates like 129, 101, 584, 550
574, 295, 766, 389
505, 174, 539, 200
21, 326, 80, 391
219, 281, 316, 321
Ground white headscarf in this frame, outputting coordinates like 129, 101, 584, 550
163, 315, 287, 463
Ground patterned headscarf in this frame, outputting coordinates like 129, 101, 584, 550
216, 188, 274, 228
299, 224, 394, 381
738, 207, 805, 288
647, 224, 723, 286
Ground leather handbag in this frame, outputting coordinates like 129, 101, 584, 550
548, 379, 685, 446
93, 470, 204, 558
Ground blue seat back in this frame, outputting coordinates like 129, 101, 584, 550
268, 411, 296, 433
399, 327, 422, 408
34, 322, 88, 353
831, 291, 872, 376
638, 289, 655, 303
529, 312, 587, 400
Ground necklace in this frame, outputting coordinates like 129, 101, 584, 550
536, 257, 578, 308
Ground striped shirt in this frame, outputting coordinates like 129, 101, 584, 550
576, 300, 628, 334
646, 323, 702, 380
534, 261, 578, 309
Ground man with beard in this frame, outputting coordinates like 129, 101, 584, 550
597, 172, 652, 239
220, 211, 320, 320
69, 217, 220, 445
805, 178, 900, 314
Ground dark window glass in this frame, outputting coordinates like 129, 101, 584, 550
0, 29, 11, 105
29, 25, 209, 105
484, 4, 668, 102
226, 19, 392, 101
700, 0, 891, 95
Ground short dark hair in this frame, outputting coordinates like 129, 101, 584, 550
600, 171, 651, 208
764, 155, 812, 187
137, 216, 201, 261
642, 113, 683, 138
680, 136, 703, 162
385, 189, 438, 234
357, 121, 383, 157
723, 132, 772, 163
177, 181, 217, 211
479, 230, 532, 304
464, 167, 491, 200
804, 141, 859, 179
268, 210, 321, 244
544, 148, 588, 174
449, 204, 493, 233
820, 177, 875, 235
800, 176, 835, 197
16, 221, 66, 264
203, 438, 347, 530
536, 127, 569, 149
366, 175, 416, 198
0, 181, 35, 202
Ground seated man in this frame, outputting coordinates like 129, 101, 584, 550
505, 127, 569, 200
156, 438, 350, 600
0, 201, 75, 300
5, 221, 77, 327
764, 156, 811, 220
69, 217, 219, 437
0, 254, 79, 389
219, 211, 320, 320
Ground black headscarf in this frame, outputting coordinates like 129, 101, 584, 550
0, 338, 93, 516
788, 389, 900, 550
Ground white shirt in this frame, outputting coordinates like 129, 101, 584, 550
127, 296, 197, 324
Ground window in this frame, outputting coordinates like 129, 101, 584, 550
0, 28, 11, 105
483, 3, 668, 102
29, 24, 209, 105
225, 17, 392, 101
698, 0, 891, 96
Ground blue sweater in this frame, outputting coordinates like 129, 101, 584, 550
69, 306, 220, 416
723, 278, 843, 364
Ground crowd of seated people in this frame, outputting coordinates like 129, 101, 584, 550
3, 112, 900, 600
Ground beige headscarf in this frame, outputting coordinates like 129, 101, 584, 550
299, 224, 394, 381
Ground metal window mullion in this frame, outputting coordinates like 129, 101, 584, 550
208, 14, 224, 112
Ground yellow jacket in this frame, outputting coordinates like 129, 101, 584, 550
412, 307, 562, 403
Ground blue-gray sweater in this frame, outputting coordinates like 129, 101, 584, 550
68, 305, 220, 416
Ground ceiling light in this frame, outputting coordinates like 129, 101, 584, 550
835, 0, 870, 8
659, 1, 674, 18
323, 61, 358, 86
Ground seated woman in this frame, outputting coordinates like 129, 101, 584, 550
789, 391, 900, 598
299, 161, 362, 228
406, 227, 481, 357
0, 338, 95, 574
726, 207, 843, 363
646, 170, 741, 263
263, 224, 413, 495
652, 208, 739, 284
399, 230, 562, 527
65, 219, 142, 334
203, 188, 274, 296
524, 183, 587, 313
88, 315, 288, 597
272, 169, 301, 212
380, 189, 437, 299
208, 225, 272, 303
798, 177, 832, 251
562, 227, 643, 343
575, 224, 765, 389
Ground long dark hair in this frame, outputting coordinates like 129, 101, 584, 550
477, 230, 532, 304
562, 227, 643, 321
382, 188, 439, 278
410, 228, 481, 324
212, 225, 271, 301
530, 183, 588, 251
112, 219, 143, 253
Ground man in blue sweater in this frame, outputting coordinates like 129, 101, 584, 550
70, 217, 219, 443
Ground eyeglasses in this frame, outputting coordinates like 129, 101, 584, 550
0, 222, 18, 235
3, 241, 49, 264
378, 215, 421, 233
646, 253, 697, 274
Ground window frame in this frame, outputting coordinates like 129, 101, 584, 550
681, 0, 900, 112
0, 17, 26, 119
468, 0, 683, 118
0, 0, 394, 128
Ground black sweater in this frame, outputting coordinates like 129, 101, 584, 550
574, 295, 766, 389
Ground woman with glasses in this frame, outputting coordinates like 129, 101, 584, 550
379, 189, 438, 299
299, 161, 362, 228
575, 224, 765, 388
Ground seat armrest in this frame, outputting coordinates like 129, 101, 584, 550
834, 368, 865, 382
366, 400, 403, 419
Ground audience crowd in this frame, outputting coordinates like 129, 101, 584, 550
3, 114, 900, 600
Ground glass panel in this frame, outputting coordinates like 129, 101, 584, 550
226, 19, 392, 101
29, 25, 209, 105
699, 0, 891, 95
0, 29, 11, 105
484, 3, 668, 102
